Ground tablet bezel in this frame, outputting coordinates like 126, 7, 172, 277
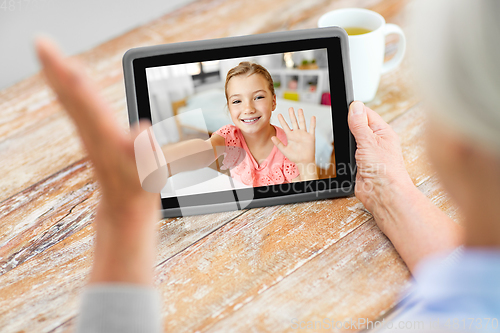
123, 27, 356, 217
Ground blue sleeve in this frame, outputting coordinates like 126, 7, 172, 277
374, 246, 468, 332
75, 284, 162, 333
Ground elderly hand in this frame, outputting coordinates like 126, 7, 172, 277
348, 101, 414, 217
35, 36, 160, 285
348, 101, 463, 272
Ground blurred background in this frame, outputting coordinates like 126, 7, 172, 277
0, 0, 196, 90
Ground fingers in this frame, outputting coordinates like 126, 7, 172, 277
271, 136, 286, 154
310, 115, 316, 137
349, 101, 393, 141
277, 113, 292, 133
35, 36, 77, 92
297, 108, 306, 130
35, 36, 126, 153
348, 101, 374, 143
128, 119, 153, 160
130, 119, 154, 155
288, 107, 299, 130
284, 108, 311, 132
365, 106, 391, 134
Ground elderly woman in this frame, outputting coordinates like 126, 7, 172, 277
34, 0, 499, 331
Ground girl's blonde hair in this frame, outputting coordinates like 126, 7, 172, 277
225, 62, 275, 101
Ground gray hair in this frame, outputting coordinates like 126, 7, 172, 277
410, 0, 500, 155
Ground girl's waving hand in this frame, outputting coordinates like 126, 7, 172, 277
271, 107, 318, 181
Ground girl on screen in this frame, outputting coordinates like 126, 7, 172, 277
212, 61, 317, 186
161, 62, 318, 187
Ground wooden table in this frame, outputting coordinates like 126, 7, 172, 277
0, 0, 461, 332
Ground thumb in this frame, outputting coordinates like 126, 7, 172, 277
271, 136, 286, 154
348, 101, 373, 142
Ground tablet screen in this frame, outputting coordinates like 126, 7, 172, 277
130, 35, 353, 212
144, 49, 336, 200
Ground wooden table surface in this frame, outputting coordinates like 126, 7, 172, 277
0, 0, 461, 332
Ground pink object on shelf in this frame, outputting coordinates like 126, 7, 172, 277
321, 92, 331, 106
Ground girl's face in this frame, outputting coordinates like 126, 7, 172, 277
226, 73, 276, 135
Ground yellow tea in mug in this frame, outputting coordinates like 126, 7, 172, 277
344, 27, 372, 36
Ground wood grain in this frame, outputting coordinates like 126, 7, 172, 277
0, 101, 459, 333
0, 159, 97, 276
152, 199, 374, 332
0, 208, 248, 332
205, 175, 460, 333
0, 0, 458, 332
204, 219, 410, 333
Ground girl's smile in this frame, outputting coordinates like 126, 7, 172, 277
240, 116, 261, 125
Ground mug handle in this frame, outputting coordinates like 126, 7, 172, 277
381, 23, 406, 74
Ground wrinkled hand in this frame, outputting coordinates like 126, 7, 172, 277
36, 36, 159, 285
348, 101, 414, 214
272, 107, 316, 165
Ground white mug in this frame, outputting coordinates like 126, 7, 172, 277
318, 8, 406, 102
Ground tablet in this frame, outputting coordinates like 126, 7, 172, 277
123, 27, 355, 217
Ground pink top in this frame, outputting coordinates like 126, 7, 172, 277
214, 124, 299, 187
